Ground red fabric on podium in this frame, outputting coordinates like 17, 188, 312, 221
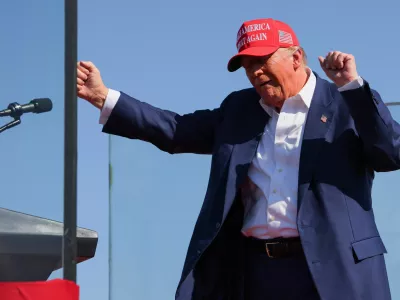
0, 279, 79, 300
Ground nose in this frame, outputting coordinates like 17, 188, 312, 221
253, 67, 263, 77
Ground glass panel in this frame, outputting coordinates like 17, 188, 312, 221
107, 5, 228, 299
109, 106, 400, 300
373, 105, 400, 298
109, 135, 210, 299
0, 1, 64, 279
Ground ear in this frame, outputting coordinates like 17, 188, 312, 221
292, 48, 303, 70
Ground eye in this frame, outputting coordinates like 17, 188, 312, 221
242, 58, 259, 71
255, 57, 265, 65
241, 58, 251, 69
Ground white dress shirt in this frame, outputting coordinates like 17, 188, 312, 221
99, 70, 364, 240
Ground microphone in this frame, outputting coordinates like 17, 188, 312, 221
0, 98, 53, 118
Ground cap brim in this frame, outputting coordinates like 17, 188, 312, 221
227, 46, 279, 72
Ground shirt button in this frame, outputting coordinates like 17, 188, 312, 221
278, 168, 283, 172
272, 189, 277, 194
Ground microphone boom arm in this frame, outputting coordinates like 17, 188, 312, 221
0, 118, 21, 134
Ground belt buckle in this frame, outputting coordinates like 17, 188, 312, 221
265, 242, 279, 258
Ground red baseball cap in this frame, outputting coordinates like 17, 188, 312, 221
227, 18, 299, 72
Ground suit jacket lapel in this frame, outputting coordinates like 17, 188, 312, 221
297, 74, 337, 210
223, 95, 269, 220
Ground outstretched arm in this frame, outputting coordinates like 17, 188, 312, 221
77, 60, 228, 155
102, 90, 228, 154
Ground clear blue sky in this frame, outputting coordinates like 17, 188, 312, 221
1, 0, 399, 299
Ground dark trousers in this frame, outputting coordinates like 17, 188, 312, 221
242, 237, 320, 300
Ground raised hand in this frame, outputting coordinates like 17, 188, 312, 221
318, 51, 359, 88
77, 61, 109, 109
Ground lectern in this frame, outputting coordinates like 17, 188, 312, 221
0, 207, 98, 282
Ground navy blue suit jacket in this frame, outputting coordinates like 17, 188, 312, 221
103, 73, 400, 300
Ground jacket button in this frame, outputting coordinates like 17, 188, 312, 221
216, 222, 221, 229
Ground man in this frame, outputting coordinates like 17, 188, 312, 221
78, 18, 399, 300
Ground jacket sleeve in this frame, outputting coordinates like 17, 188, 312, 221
341, 80, 400, 171
102, 91, 231, 155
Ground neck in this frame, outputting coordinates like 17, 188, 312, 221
275, 67, 309, 112
294, 67, 310, 95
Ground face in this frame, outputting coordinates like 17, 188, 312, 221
241, 48, 304, 109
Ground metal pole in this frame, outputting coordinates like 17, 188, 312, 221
108, 135, 113, 300
385, 102, 400, 106
63, 0, 78, 282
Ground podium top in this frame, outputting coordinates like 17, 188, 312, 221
0, 208, 98, 257
0, 208, 97, 237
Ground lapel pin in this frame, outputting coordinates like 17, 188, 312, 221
320, 114, 327, 123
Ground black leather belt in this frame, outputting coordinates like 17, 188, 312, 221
244, 236, 304, 258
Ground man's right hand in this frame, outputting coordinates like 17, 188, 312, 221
77, 61, 109, 109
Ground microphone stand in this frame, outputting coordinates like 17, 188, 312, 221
0, 102, 25, 134
0, 118, 21, 134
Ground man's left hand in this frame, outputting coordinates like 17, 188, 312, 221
318, 51, 359, 88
